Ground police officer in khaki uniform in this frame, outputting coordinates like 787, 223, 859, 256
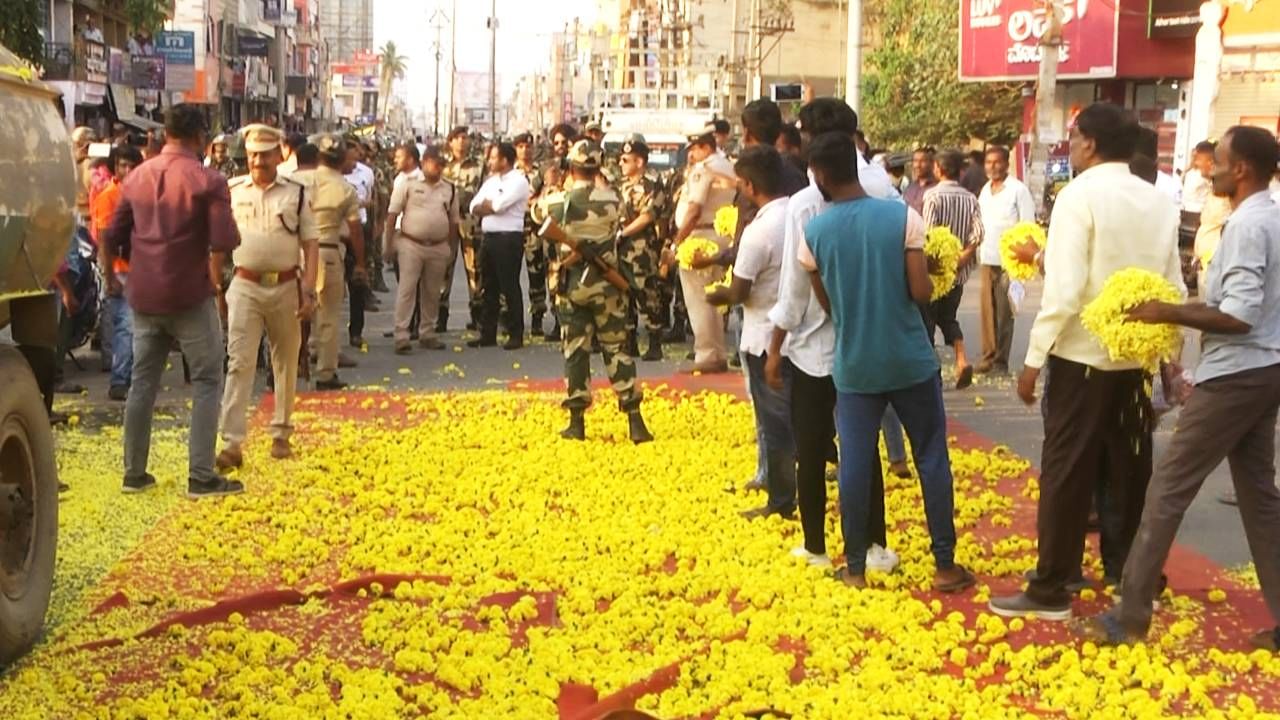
384, 143, 459, 353
215, 125, 319, 470
293, 133, 365, 390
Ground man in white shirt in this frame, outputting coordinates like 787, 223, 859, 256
708, 146, 795, 520
991, 103, 1184, 622
343, 145, 377, 347
976, 146, 1036, 374
468, 141, 531, 349
764, 97, 901, 571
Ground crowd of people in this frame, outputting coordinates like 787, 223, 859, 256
59, 91, 1280, 651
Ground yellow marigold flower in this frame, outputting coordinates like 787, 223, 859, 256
1080, 268, 1183, 372
999, 221, 1046, 282
677, 237, 721, 270
1208, 588, 1227, 603
924, 226, 962, 302
714, 205, 739, 239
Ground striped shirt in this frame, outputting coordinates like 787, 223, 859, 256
923, 180, 984, 287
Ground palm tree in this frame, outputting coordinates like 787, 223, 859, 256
378, 41, 408, 122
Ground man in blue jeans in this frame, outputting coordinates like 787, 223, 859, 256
708, 145, 796, 520
799, 131, 975, 592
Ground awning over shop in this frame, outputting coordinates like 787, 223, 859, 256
108, 84, 163, 131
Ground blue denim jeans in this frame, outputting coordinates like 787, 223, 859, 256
835, 374, 957, 574
745, 351, 797, 514
881, 406, 907, 464
107, 275, 133, 389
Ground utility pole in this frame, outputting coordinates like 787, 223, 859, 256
449, 0, 458, 131
1027, 0, 1063, 219
429, 7, 447, 137
488, 0, 497, 138
845, 0, 862, 114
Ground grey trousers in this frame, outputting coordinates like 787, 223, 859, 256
124, 297, 224, 484
1119, 362, 1280, 634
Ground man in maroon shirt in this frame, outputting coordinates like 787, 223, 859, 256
102, 104, 244, 499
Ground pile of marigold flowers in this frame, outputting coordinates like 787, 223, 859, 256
1000, 221, 1046, 282
0, 390, 1275, 719
1081, 268, 1185, 372
924, 226, 962, 302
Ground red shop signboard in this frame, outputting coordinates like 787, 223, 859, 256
959, 0, 1120, 81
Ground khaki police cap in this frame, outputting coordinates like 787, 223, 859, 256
686, 123, 717, 148
567, 139, 602, 170
309, 132, 346, 160
239, 124, 282, 153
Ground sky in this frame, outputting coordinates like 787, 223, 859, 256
372, 0, 599, 120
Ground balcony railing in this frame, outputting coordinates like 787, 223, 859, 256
42, 40, 110, 83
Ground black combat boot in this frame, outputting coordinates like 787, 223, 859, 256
546, 321, 561, 342
560, 409, 586, 440
531, 312, 544, 338
627, 331, 640, 358
628, 410, 654, 444
642, 332, 663, 362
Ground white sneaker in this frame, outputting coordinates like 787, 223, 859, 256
790, 547, 833, 568
865, 545, 900, 573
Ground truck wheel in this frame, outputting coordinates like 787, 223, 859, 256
0, 348, 58, 667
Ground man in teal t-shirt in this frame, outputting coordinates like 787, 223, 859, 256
798, 131, 974, 593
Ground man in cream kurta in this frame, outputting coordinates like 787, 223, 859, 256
216, 125, 319, 471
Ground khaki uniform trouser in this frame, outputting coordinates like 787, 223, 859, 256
394, 237, 452, 342
314, 245, 346, 381
678, 233, 729, 365
219, 277, 300, 446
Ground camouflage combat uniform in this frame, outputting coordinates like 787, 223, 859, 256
370, 152, 396, 289
618, 173, 668, 337
441, 151, 484, 328
516, 158, 547, 322
537, 155, 571, 329
534, 156, 640, 414
214, 157, 240, 181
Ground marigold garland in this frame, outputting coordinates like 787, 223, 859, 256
1000, 221, 1047, 282
676, 237, 721, 270
924, 226, 962, 302
714, 205, 739, 239
705, 265, 734, 314
1080, 268, 1184, 372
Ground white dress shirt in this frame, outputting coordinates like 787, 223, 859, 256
345, 161, 376, 224
469, 168, 530, 233
767, 155, 902, 377
734, 197, 788, 356
1156, 170, 1183, 208
1025, 162, 1185, 371
1182, 171, 1211, 214
977, 177, 1036, 267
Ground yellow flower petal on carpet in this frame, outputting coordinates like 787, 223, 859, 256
1080, 268, 1183, 373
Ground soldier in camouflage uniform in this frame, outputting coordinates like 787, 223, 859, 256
210, 134, 240, 180
616, 136, 669, 362
513, 132, 547, 336
660, 167, 689, 342
439, 126, 485, 332
533, 139, 653, 444
367, 140, 395, 293
537, 123, 578, 339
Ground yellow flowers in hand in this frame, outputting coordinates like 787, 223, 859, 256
1000, 221, 1046, 282
677, 237, 721, 270
1080, 268, 1183, 372
924, 226, 962, 302
714, 205, 739, 239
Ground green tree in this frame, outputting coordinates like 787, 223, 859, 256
124, 0, 169, 35
0, 0, 43, 66
862, 0, 1022, 148
378, 41, 407, 121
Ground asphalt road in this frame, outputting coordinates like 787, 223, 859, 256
48, 261, 1257, 569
